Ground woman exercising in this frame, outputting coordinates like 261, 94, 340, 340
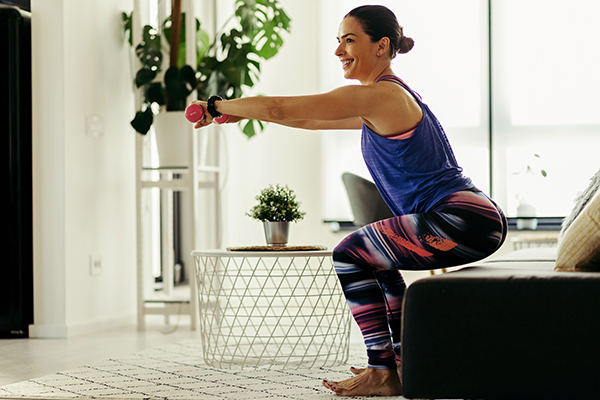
191, 5, 506, 397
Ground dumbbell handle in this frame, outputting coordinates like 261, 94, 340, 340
185, 103, 230, 125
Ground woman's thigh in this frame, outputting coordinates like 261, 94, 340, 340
333, 190, 506, 271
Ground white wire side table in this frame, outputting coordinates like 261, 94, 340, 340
192, 249, 351, 369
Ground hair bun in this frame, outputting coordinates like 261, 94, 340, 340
398, 36, 414, 54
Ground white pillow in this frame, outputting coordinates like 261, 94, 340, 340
555, 189, 600, 272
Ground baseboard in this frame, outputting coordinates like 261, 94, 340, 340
29, 314, 136, 338
28, 323, 68, 338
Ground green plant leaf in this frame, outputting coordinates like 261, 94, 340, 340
142, 25, 161, 52
145, 82, 166, 106
196, 28, 211, 65
199, 0, 291, 109
164, 65, 197, 110
164, 65, 193, 99
242, 119, 257, 138
254, 20, 284, 60
135, 69, 156, 88
199, 67, 232, 99
130, 107, 153, 135
122, 12, 133, 46
236, 0, 261, 36
136, 43, 162, 71
241, 119, 265, 139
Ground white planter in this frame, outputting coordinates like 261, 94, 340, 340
516, 201, 538, 230
516, 218, 538, 230
153, 111, 189, 168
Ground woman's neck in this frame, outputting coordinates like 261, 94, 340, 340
362, 67, 396, 85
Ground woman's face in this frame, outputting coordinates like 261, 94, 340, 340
335, 16, 379, 82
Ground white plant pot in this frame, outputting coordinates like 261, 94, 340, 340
153, 111, 189, 168
516, 202, 538, 230
263, 221, 290, 247
516, 218, 538, 230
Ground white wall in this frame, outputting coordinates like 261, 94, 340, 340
30, 0, 136, 337
218, 0, 344, 250
28, 0, 352, 338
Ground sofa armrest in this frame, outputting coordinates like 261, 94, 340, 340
402, 267, 600, 400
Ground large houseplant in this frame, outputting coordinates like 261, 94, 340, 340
123, 0, 291, 138
247, 184, 306, 246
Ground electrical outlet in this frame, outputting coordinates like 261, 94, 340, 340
90, 255, 102, 276
85, 115, 104, 137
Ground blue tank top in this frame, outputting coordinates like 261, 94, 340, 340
361, 76, 475, 216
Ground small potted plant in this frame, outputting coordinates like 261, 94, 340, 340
247, 184, 306, 246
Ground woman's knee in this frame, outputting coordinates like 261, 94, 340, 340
332, 229, 367, 266
332, 237, 351, 263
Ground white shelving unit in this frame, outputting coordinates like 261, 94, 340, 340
133, 0, 220, 331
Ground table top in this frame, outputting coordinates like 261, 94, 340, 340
191, 249, 333, 258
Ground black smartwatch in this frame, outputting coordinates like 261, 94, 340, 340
207, 95, 223, 118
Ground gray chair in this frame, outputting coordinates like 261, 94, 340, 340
341, 172, 394, 227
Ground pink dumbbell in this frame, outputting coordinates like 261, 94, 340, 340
185, 103, 204, 123
185, 103, 230, 124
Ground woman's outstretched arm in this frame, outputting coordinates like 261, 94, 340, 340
193, 84, 382, 130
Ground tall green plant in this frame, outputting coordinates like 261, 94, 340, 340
123, 0, 291, 138
197, 0, 291, 138
122, 12, 204, 135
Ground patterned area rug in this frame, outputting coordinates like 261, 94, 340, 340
0, 340, 405, 400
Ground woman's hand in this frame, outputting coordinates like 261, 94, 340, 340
188, 101, 214, 129
189, 100, 243, 128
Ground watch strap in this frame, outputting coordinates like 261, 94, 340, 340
207, 95, 223, 118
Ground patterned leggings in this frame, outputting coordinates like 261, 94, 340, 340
332, 189, 507, 369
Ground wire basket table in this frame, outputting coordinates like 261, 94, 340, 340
192, 249, 351, 369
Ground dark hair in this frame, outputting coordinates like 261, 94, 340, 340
345, 5, 414, 59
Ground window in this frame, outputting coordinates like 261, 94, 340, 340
492, 0, 600, 217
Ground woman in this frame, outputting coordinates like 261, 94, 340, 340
192, 5, 507, 397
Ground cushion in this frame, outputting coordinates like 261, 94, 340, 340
559, 167, 600, 241
555, 188, 600, 271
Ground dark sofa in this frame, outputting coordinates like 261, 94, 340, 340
401, 247, 600, 400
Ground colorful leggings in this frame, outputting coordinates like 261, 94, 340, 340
332, 189, 507, 369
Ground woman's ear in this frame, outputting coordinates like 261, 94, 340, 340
378, 37, 391, 56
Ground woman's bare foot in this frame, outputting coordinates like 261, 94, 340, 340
350, 361, 402, 381
322, 367, 402, 396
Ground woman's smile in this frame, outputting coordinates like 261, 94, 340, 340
341, 58, 354, 69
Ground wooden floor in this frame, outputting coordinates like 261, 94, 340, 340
0, 316, 199, 387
